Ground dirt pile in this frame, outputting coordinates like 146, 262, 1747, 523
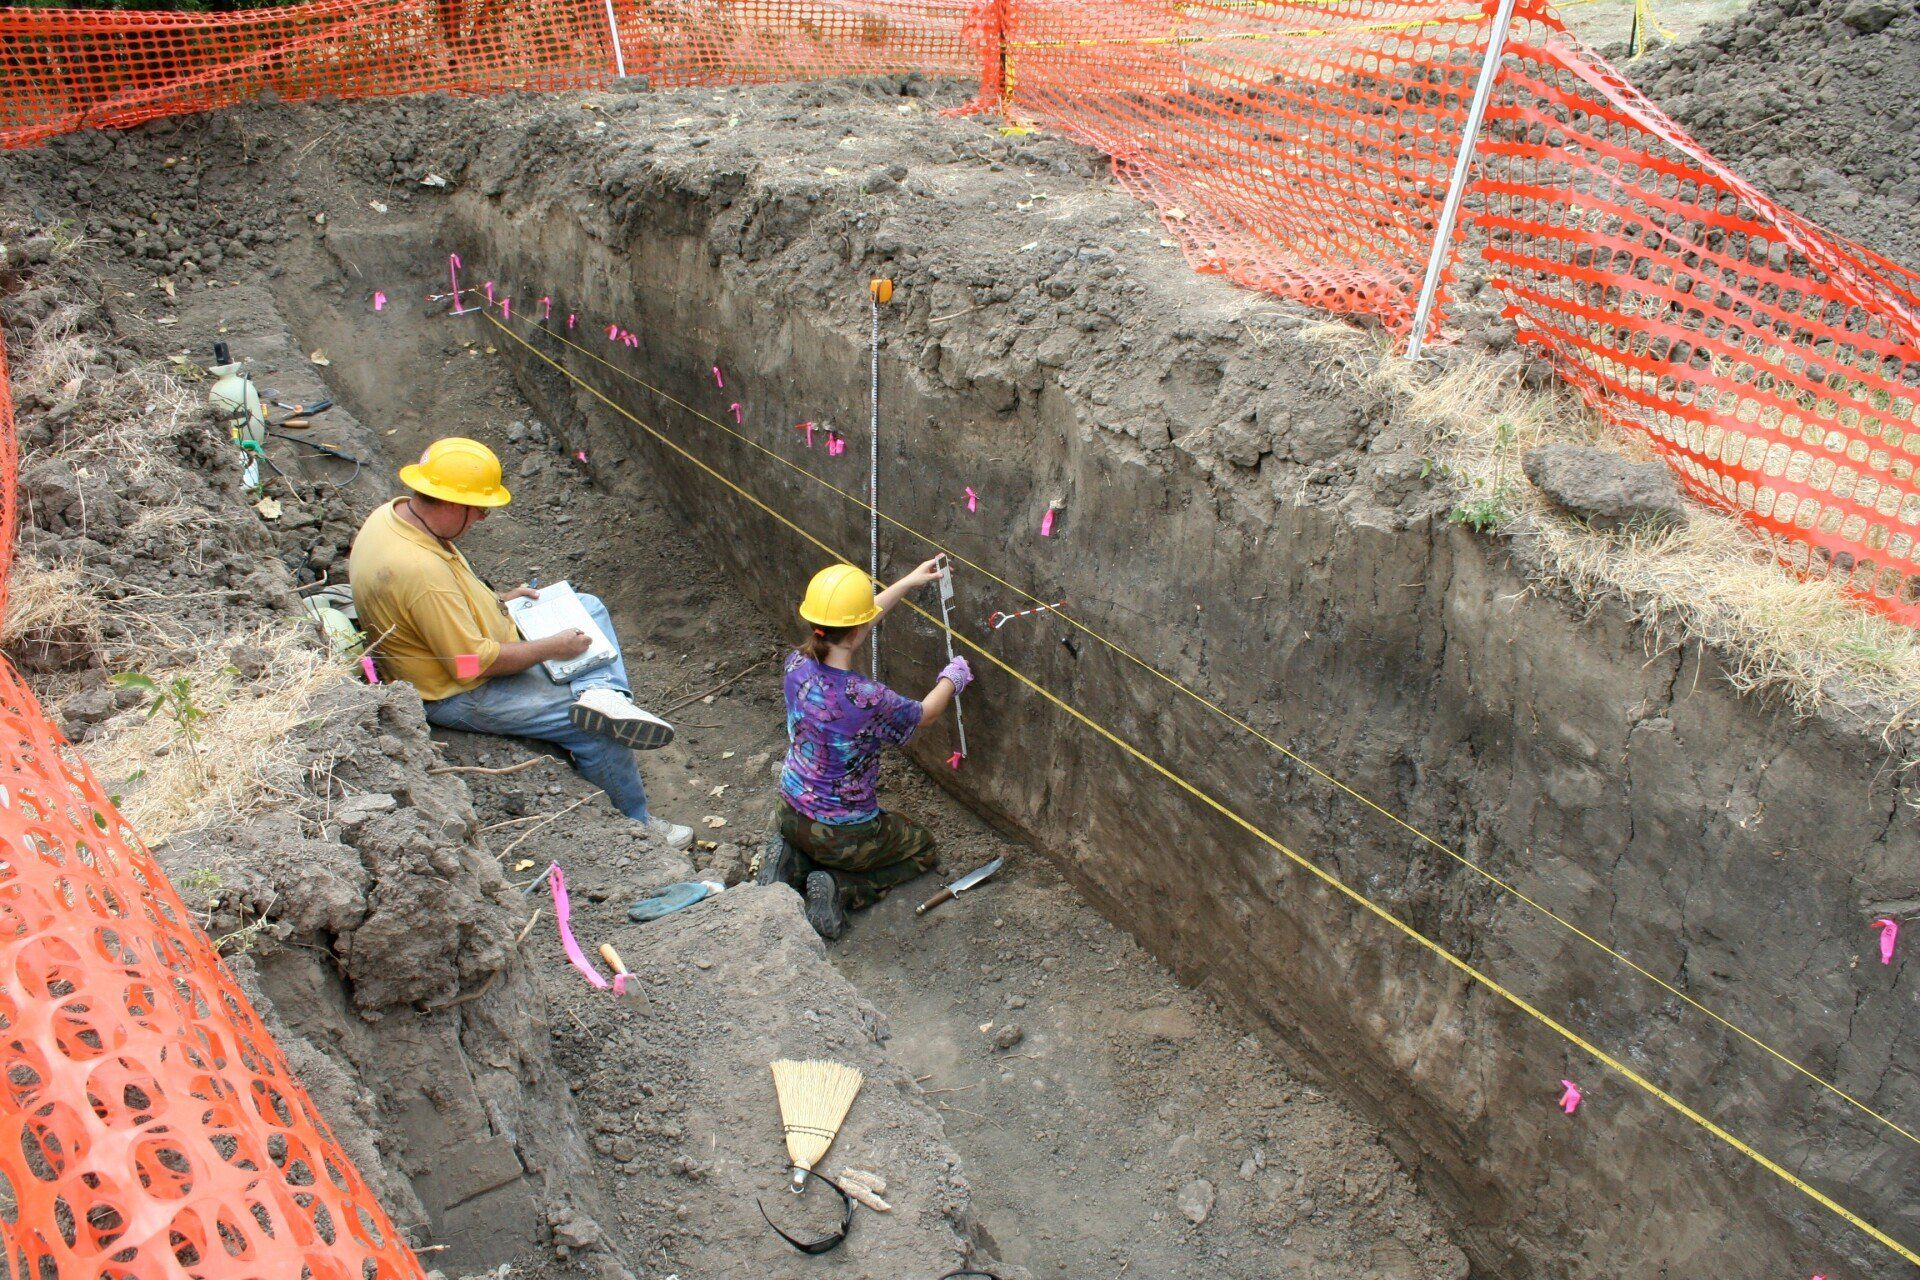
1629, 0, 1920, 266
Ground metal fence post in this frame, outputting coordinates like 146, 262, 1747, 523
602, 0, 627, 78
1405, 0, 1521, 359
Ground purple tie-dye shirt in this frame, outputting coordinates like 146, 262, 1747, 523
780, 651, 923, 825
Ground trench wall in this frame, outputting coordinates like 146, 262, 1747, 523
453, 100, 1919, 1279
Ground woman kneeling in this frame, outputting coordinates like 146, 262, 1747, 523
764, 559, 972, 938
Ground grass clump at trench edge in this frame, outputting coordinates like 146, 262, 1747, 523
1302, 319, 1920, 741
82, 623, 342, 849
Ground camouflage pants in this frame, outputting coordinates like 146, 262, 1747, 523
778, 805, 938, 911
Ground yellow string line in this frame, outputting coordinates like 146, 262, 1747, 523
487, 311, 1919, 1268
498, 307, 1920, 1153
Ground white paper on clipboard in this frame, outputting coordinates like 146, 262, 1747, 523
506, 580, 618, 683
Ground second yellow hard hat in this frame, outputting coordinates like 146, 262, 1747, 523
798, 563, 881, 628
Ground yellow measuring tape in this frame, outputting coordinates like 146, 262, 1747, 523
499, 307, 1920, 1161
486, 311, 1916, 1268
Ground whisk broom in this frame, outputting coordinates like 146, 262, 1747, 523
771, 1059, 863, 1192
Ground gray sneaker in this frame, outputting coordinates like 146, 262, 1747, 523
646, 815, 693, 850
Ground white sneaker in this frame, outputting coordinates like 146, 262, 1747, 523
646, 816, 694, 850
570, 688, 674, 750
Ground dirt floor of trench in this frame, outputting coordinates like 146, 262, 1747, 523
276, 202, 1469, 1277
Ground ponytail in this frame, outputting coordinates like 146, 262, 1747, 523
801, 623, 855, 663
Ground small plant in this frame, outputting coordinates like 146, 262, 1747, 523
112, 672, 207, 743
1449, 497, 1509, 534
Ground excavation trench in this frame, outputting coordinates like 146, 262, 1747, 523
11, 78, 1918, 1280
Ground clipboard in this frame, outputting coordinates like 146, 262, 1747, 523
505, 580, 618, 683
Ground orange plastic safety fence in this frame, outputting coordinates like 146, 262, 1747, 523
989, 0, 1498, 326
1469, 26, 1920, 624
0, 325, 422, 1280
0, 0, 976, 149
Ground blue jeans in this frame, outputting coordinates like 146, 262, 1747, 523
422, 593, 651, 822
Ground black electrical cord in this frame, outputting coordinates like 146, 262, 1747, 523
757, 1166, 854, 1255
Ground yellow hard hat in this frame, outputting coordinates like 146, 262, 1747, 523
798, 564, 881, 628
398, 437, 512, 507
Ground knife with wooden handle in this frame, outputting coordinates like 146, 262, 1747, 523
916, 857, 1004, 916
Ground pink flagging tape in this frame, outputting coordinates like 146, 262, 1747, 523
1560, 1080, 1583, 1115
454, 653, 483, 680
373, 291, 387, 312
501, 297, 511, 320
1040, 507, 1057, 537
576, 450, 589, 463
1875, 918, 1899, 965
540, 296, 552, 319
947, 750, 964, 770
624, 331, 638, 348
608, 323, 620, 341
548, 863, 627, 995
797, 421, 816, 448
360, 654, 380, 684
965, 486, 978, 513
730, 402, 742, 423
712, 365, 725, 388
568, 313, 577, 330
484, 281, 494, 305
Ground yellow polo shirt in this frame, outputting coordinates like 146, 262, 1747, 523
347, 498, 519, 700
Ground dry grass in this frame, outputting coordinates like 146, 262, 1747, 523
1302, 320, 1920, 735
83, 624, 342, 849
2, 560, 105, 651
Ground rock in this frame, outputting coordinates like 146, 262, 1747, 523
549, 1208, 603, 1252
228, 644, 273, 681
59, 686, 118, 729
1839, 0, 1898, 31
1521, 444, 1688, 533
1177, 1177, 1215, 1225
990, 1023, 1025, 1051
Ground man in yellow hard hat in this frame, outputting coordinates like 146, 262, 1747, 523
348, 437, 691, 848
758, 558, 972, 938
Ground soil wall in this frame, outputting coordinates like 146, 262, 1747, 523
454, 86, 1919, 1277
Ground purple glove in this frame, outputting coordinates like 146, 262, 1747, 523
939, 655, 974, 694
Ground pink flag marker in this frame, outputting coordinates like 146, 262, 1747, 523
712, 365, 725, 388
454, 653, 483, 680
624, 332, 639, 348
730, 402, 743, 423
501, 297, 511, 320
947, 751, 964, 770
483, 280, 494, 305
448, 253, 471, 315
608, 322, 620, 341
1040, 507, 1058, 537
373, 291, 387, 312
797, 421, 816, 448
1559, 1080, 1582, 1115
548, 863, 626, 995
568, 313, 577, 330
965, 486, 978, 512
1874, 918, 1899, 965
828, 433, 845, 457
576, 450, 589, 463
540, 296, 552, 319
360, 655, 380, 684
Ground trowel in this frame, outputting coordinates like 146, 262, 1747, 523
915, 856, 1004, 916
